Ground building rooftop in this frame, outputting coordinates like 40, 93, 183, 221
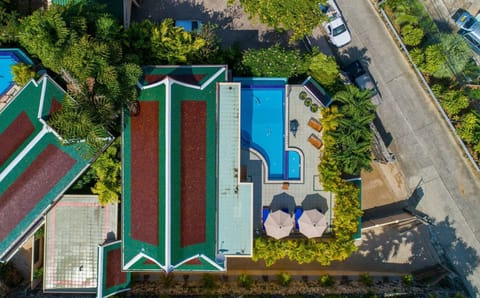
97, 240, 130, 297
0, 75, 94, 261
44, 195, 118, 292
217, 83, 253, 256
122, 65, 230, 272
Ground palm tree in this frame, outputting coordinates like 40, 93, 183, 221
334, 85, 376, 120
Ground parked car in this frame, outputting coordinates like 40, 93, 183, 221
344, 60, 383, 105
320, 0, 352, 48
174, 20, 202, 32
451, 8, 480, 55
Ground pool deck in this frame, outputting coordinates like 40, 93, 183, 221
244, 84, 335, 234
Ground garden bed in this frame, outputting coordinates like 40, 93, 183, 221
129, 273, 431, 296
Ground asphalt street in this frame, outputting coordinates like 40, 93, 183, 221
335, 0, 480, 295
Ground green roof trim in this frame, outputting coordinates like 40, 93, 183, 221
98, 241, 131, 298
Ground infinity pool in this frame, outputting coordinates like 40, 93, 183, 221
236, 77, 301, 180
0, 49, 33, 97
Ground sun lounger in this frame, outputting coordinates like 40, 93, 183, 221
308, 117, 323, 132
262, 206, 271, 225
295, 207, 303, 229
308, 134, 323, 149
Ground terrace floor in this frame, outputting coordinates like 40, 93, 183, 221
244, 85, 335, 235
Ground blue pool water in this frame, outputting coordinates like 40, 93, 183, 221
0, 49, 33, 97
236, 78, 301, 180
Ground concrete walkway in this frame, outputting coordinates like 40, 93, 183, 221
335, 0, 480, 296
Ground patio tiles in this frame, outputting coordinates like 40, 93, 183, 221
250, 84, 335, 234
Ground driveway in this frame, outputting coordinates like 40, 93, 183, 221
335, 0, 480, 295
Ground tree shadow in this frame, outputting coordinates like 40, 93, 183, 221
131, 0, 290, 49
432, 216, 480, 296
336, 46, 370, 67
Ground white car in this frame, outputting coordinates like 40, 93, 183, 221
321, 0, 352, 48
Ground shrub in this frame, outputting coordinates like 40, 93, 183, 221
409, 47, 425, 66
304, 98, 312, 107
11, 62, 36, 86
160, 273, 175, 288
319, 274, 335, 287
238, 273, 253, 289
359, 273, 373, 287
401, 24, 424, 46
440, 89, 470, 116
308, 52, 340, 86
422, 44, 444, 75
299, 91, 307, 100
33, 267, 43, 279
310, 103, 319, 113
402, 274, 414, 287
34, 226, 44, 239
457, 112, 480, 144
200, 273, 217, 289
277, 272, 292, 287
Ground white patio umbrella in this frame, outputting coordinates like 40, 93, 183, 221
264, 210, 294, 240
298, 209, 327, 238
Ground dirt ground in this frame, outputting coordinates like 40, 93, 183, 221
360, 161, 410, 210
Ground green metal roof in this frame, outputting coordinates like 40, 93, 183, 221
97, 240, 131, 298
122, 65, 227, 272
0, 75, 93, 261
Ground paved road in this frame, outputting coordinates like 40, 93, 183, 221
335, 0, 480, 295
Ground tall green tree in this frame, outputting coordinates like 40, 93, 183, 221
18, 6, 70, 71
331, 85, 377, 175
0, 7, 19, 44
19, 2, 141, 152
233, 0, 326, 43
151, 19, 206, 64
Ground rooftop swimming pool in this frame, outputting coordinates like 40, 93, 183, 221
236, 77, 301, 181
0, 49, 33, 97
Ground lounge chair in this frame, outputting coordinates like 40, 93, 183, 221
262, 206, 271, 225
308, 134, 323, 149
308, 117, 323, 132
295, 207, 303, 229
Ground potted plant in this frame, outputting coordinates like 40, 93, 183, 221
304, 97, 312, 107
299, 91, 307, 100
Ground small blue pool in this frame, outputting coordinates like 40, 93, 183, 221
0, 49, 33, 97
236, 77, 301, 180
